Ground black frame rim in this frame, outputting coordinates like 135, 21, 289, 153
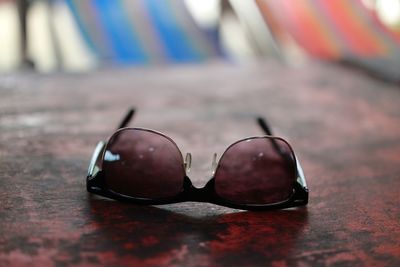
87, 129, 308, 211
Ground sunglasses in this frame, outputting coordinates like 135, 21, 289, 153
87, 108, 308, 211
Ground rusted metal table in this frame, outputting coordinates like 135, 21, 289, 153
1, 62, 399, 266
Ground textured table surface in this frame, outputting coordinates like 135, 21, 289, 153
0, 62, 399, 266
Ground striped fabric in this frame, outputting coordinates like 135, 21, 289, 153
257, 0, 400, 59
256, 0, 400, 81
65, 0, 220, 64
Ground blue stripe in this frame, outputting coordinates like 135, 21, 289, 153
64, 0, 98, 55
91, 0, 148, 64
144, 0, 202, 62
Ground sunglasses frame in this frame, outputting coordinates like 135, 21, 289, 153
87, 109, 308, 211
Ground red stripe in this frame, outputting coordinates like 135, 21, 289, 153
356, 0, 400, 45
269, 0, 339, 58
293, 0, 341, 58
319, 0, 386, 56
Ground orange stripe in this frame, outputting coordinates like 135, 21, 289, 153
300, 0, 342, 58
358, 0, 400, 45
322, 0, 387, 56
343, 0, 389, 54
255, 0, 288, 42
281, 0, 340, 58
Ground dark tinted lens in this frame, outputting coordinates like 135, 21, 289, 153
214, 137, 296, 205
102, 129, 185, 199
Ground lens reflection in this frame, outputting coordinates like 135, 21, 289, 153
214, 137, 296, 205
102, 129, 185, 199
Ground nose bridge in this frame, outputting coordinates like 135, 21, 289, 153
184, 152, 217, 181
181, 153, 218, 202
185, 183, 212, 202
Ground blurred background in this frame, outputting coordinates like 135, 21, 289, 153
0, 0, 399, 82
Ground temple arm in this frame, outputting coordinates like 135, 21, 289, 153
256, 116, 273, 135
256, 116, 308, 190
117, 107, 136, 129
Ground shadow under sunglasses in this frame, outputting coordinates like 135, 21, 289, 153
85, 195, 309, 265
